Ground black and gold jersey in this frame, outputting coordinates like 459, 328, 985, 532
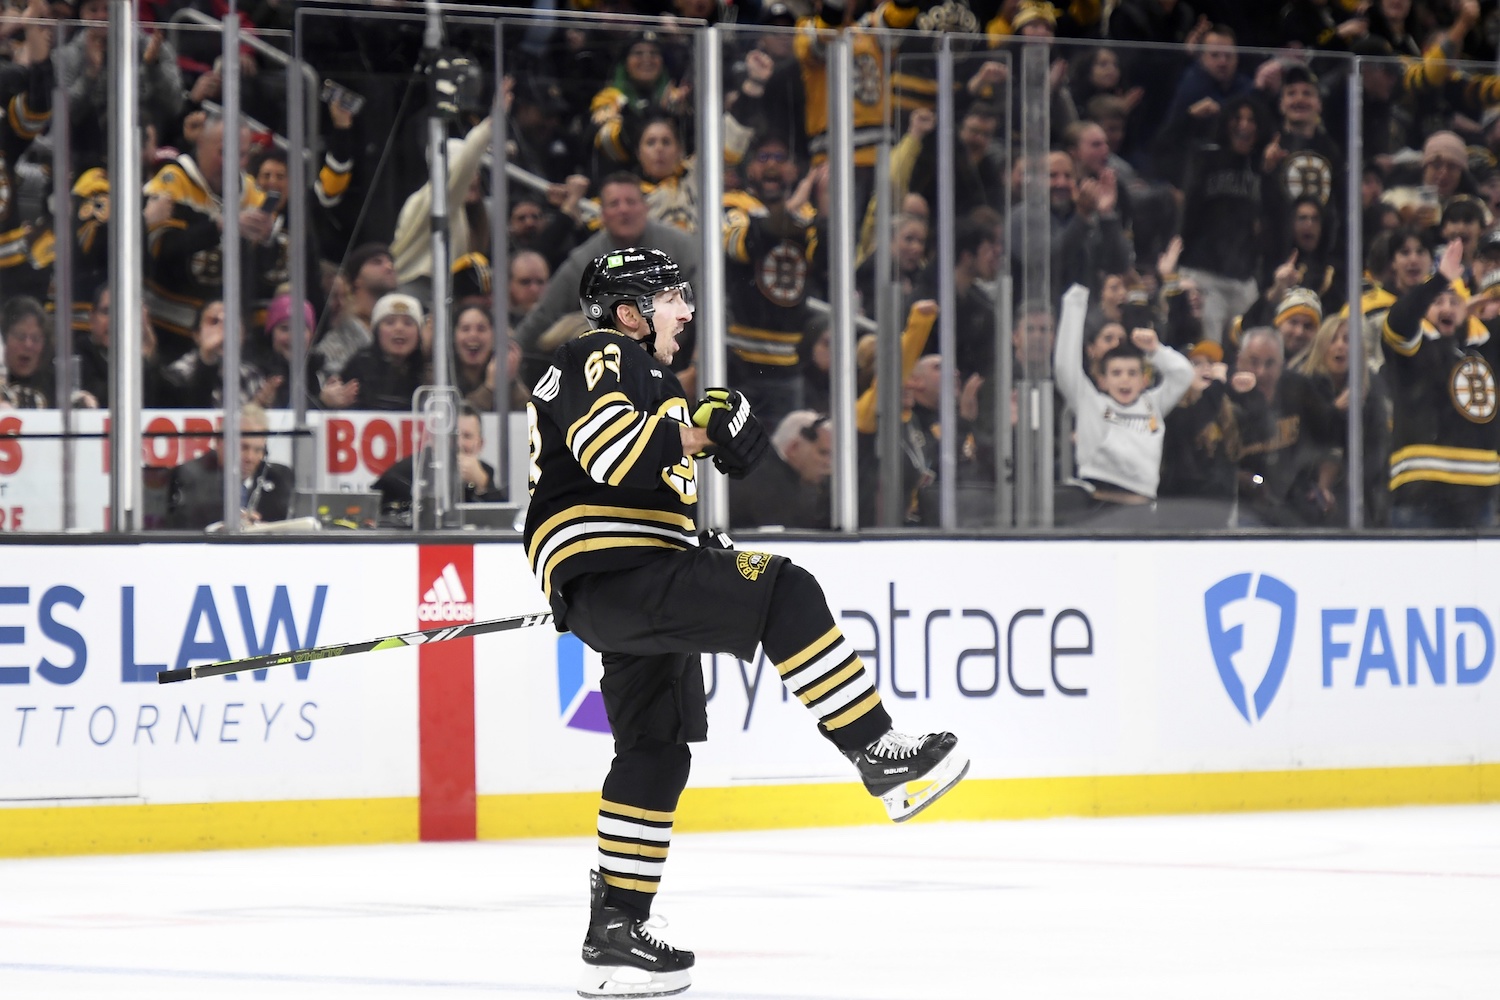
722, 189, 818, 368
0, 58, 51, 293
1382, 273, 1500, 504
142, 154, 266, 337
794, 1, 919, 168
523, 328, 700, 605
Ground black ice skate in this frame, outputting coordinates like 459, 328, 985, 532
578, 870, 694, 998
845, 730, 970, 822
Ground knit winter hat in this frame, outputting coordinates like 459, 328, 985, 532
1275, 287, 1323, 328
1011, 1, 1057, 31
1188, 341, 1224, 363
371, 293, 425, 329
1422, 131, 1468, 168
264, 294, 315, 335
342, 242, 392, 282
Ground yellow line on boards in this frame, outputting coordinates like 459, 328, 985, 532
0, 797, 418, 858
4, 764, 1498, 857
476, 763, 1500, 839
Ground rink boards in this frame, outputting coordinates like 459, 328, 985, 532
1, 538, 1498, 856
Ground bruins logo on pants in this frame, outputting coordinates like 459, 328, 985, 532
736, 551, 771, 581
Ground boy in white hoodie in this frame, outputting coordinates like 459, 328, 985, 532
1056, 315, 1194, 519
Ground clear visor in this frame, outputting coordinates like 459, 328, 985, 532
638, 282, 694, 316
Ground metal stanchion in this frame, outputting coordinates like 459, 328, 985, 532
108, 0, 143, 532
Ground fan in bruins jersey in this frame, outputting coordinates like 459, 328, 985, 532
525, 247, 968, 999
1382, 237, 1500, 529
0, 2, 53, 303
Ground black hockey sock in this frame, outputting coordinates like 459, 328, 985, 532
761, 561, 892, 752
596, 740, 691, 919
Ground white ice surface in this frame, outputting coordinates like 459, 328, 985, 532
1, 805, 1497, 999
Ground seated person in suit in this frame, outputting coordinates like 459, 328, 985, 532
729, 410, 832, 530
165, 403, 294, 530
372, 402, 501, 518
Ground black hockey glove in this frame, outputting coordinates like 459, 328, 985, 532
691, 388, 768, 478
698, 528, 735, 550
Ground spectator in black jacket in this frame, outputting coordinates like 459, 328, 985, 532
1109, 0, 1203, 158
730, 410, 832, 530
165, 403, 294, 531
73, 285, 167, 409
1160, 339, 1250, 527
1259, 64, 1344, 260
340, 293, 429, 412
372, 403, 502, 520
1, 296, 51, 408
1153, 22, 1253, 182
1232, 325, 1346, 526
159, 300, 272, 409
1178, 96, 1274, 344
247, 294, 359, 410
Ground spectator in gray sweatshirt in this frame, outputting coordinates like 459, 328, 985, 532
1055, 291, 1193, 527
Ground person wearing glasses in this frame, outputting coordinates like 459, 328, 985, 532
729, 409, 833, 530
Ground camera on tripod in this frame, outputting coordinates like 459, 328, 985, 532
426, 46, 483, 121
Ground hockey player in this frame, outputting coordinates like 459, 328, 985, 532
524, 247, 968, 997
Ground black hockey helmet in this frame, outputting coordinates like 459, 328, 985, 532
579, 247, 693, 331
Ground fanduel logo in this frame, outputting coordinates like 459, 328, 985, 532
557, 633, 610, 733
418, 563, 474, 622
1204, 573, 1297, 724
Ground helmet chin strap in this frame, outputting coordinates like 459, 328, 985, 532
634, 296, 661, 354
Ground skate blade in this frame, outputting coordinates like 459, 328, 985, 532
577, 963, 691, 998
882, 749, 970, 823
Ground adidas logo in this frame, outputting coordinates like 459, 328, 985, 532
419, 563, 475, 622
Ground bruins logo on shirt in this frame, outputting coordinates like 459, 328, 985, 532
1283, 151, 1333, 205
266, 228, 291, 286
190, 246, 223, 283
756, 241, 807, 307
736, 551, 771, 581
1450, 356, 1497, 423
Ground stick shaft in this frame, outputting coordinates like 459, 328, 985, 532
156, 611, 553, 683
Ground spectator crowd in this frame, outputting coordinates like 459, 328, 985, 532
4, 0, 1500, 531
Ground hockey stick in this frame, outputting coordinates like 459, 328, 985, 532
156, 611, 554, 684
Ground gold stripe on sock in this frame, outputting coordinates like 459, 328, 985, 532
601, 872, 660, 893
598, 837, 670, 859
600, 799, 675, 824
776, 626, 841, 677
823, 690, 883, 730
